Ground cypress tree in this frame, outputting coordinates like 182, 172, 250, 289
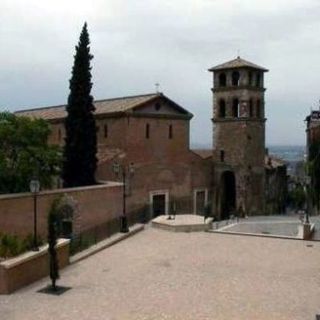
62, 23, 97, 187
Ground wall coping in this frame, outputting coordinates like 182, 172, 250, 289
0, 238, 70, 269
0, 181, 123, 201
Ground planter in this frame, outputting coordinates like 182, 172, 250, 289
0, 239, 70, 294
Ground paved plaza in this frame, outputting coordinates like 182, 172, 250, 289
1, 227, 320, 320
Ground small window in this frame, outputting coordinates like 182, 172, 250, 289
219, 73, 227, 87
104, 124, 108, 138
58, 128, 61, 142
219, 99, 226, 118
146, 123, 150, 139
220, 150, 225, 162
232, 71, 240, 86
169, 124, 173, 139
249, 99, 253, 117
232, 98, 239, 118
155, 102, 161, 111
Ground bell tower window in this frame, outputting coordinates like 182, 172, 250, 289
232, 98, 239, 118
219, 73, 227, 87
256, 73, 261, 87
256, 99, 261, 118
232, 71, 240, 86
219, 99, 226, 118
249, 99, 253, 117
248, 71, 253, 86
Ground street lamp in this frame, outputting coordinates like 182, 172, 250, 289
112, 162, 134, 233
29, 178, 40, 251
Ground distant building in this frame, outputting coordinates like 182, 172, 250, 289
305, 109, 320, 159
305, 110, 320, 156
265, 155, 287, 214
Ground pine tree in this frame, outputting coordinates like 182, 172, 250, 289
62, 23, 97, 187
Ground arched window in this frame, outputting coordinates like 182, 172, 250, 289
219, 73, 227, 87
219, 99, 226, 118
249, 99, 253, 117
256, 99, 261, 118
169, 124, 173, 139
146, 123, 150, 139
256, 73, 261, 87
232, 71, 240, 86
232, 98, 239, 117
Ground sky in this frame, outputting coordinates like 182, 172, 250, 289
1, 0, 320, 147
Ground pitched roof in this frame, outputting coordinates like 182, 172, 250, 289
15, 93, 191, 121
209, 56, 268, 72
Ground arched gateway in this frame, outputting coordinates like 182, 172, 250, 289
220, 171, 236, 220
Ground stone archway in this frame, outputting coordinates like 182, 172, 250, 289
220, 171, 236, 220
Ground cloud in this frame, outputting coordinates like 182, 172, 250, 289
1, 0, 320, 146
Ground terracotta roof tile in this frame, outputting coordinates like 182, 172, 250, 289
15, 93, 159, 121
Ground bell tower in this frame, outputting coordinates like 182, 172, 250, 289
209, 56, 268, 217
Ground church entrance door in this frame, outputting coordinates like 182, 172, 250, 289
152, 194, 166, 218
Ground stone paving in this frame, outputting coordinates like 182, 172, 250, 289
1, 227, 320, 320
213, 215, 320, 240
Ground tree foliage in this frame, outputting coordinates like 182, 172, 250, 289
0, 112, 61, 194
62, 22, 97, 187
288, 183, 306, 210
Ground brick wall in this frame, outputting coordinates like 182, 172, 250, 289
0, 183, 123, 238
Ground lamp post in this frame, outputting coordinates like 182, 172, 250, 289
29, 178, 40, 251
112, 162, 134, 233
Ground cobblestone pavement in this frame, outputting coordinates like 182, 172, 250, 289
1, 228, 320, 320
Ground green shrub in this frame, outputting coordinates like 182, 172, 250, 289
0, 233, 43, 259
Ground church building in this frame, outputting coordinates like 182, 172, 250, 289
16, 57, 279, 220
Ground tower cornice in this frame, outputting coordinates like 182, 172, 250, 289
211, 117, 267, 123
211, 86, 266, 93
